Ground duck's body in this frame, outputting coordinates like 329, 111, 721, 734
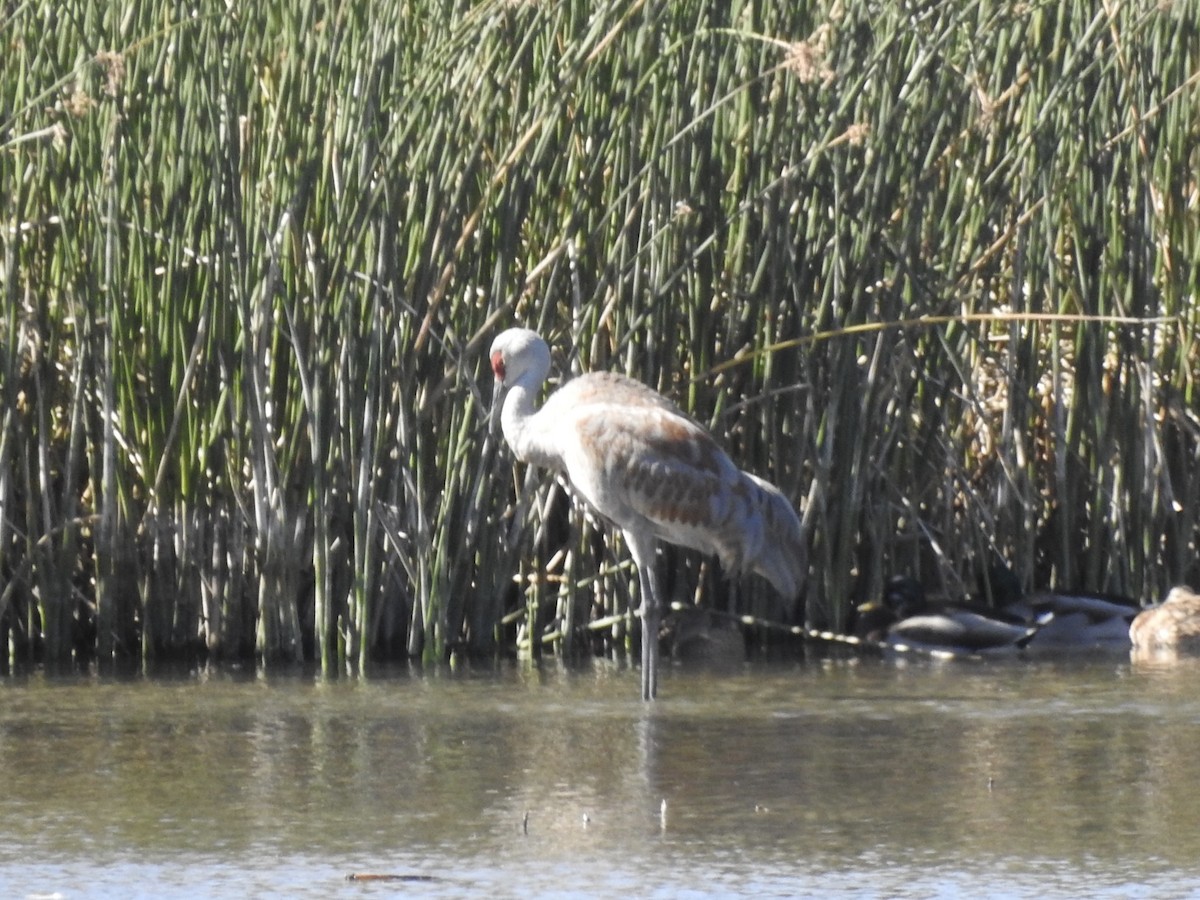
489, 328, 805, 699
665, 608, 746, 670
853, 576, 1036, 657
979, 565, 1137, 650
1008, 591, 1138, 649
1130, 586, 1200, 652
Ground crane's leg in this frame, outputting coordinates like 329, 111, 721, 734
625, 532, 662, 700
637, 561, 662, 701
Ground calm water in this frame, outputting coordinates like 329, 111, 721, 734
2, 651, 1200, 898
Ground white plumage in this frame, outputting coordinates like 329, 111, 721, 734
489, 327, 805, 699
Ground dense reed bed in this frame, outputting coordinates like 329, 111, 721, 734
1, 0, 1197, 672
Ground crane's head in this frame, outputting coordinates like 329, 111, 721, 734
488, 328, 552, 435
489, 327, 551, 388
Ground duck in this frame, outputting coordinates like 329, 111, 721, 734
977, 564, 1139, 650
663, 606, 746, 670
852, 575, 1037, 657
1129, 586, 1200, 652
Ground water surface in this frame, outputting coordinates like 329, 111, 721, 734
2, 652, 1199, 898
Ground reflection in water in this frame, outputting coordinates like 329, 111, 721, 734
0, 656, 1199, 897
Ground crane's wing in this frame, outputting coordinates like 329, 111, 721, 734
548, 373, 804, 603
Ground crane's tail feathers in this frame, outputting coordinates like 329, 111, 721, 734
741, 472, 806, 613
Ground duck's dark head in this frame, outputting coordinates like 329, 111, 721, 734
882, 575, 926, 618
978, 562, 1023, 609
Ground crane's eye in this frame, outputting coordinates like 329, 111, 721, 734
491, 351, 506, 380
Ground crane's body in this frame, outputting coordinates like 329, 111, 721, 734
489, 328, 804, 699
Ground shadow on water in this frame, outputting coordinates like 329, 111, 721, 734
2, 652, 1200, 897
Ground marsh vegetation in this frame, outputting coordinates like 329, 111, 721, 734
2, 0, 1198, 672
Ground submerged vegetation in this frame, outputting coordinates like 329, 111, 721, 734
1, 0, 1198, 672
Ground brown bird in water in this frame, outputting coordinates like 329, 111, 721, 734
1130, 586, 1200, 652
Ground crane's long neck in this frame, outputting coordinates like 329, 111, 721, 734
500, 372, 559, 469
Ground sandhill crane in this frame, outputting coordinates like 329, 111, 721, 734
488, 327, 805, 700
